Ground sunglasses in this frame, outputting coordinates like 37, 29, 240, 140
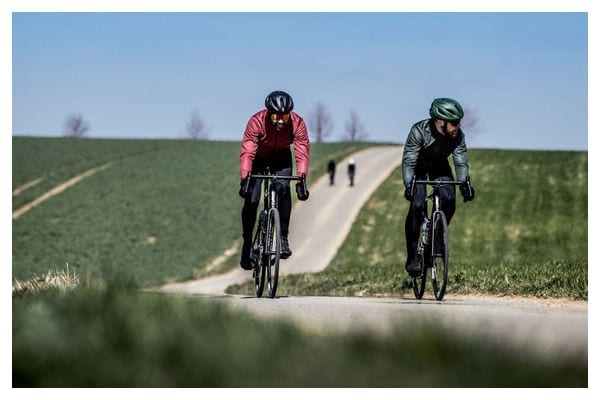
447, 120, 461, 127
270, 113, 290, 123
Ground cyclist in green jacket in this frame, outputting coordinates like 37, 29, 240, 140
402, 98, 475, 277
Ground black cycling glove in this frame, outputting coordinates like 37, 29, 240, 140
404, 186, 413, 202
295, 176, 309, 201
239, 176, 251, 199
460, 178, 475, 202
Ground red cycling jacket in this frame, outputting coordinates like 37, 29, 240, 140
240, 109, 310, 179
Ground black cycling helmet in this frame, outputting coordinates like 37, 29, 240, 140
429, 98, 464, 121
265, 91, 294, 114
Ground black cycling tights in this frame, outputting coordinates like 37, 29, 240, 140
405, 175, 456, 260
241, 149, 293, 243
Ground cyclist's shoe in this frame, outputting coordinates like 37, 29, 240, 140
280, 237, 292, 259
240, 242, 253, 270
405, 255, 422, 277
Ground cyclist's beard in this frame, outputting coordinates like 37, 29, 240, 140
442, 122, 458, 138
273, 121, 286, 131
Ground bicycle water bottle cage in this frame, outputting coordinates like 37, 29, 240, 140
422, 219, 430, 244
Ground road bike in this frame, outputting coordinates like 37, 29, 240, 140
410, 178, 466, 301
246, 171, 304, 298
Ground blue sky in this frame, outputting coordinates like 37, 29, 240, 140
12, 12, 588, 150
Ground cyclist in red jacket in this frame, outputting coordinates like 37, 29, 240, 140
238, 91, 310, 270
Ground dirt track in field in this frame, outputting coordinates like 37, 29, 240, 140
12, 162, 113, 220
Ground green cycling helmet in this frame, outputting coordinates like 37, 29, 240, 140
429, 98, 464, 121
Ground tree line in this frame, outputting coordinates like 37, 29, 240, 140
64, 104, 479, 142
62, 103, 370, 143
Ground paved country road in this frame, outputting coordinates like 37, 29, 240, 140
161, 145, 403, 294
160, 145, 587, 359
204, 294, 587, 360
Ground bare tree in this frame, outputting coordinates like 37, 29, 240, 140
185, 110, 209, 140
461, 106, 482, 143
63, 113, 89, 137
307, 102, 334, 143
342, 110, 368, 142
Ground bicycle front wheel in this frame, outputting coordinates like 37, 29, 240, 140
266, 208, 281, 298
253, 212, 266, 298
430, 211, 449, 301
412, 261, 427, 299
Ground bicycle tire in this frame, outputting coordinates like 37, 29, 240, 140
253, 212, 266, 298
412, 223, 428, 299
431, 211, 449, 301
266, 208, 281, 298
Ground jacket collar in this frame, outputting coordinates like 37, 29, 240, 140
428, 119, 443, 139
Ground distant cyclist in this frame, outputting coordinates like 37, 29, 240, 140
347, 158, 356, 186
238, 91, 310, 270
402, 98, 475, 277
327, 159, 336, 185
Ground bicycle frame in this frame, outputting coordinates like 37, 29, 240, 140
247, 171, 303, 298
415, 178, 463, 207
414, 179, 463, 237
250, 173, 304, 210
412, 179, 464, 301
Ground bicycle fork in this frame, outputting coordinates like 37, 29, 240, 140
430, 195, 443, 282
419, 194, 441, 268
265, 186, 279, 261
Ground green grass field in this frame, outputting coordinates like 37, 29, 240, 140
12, 138, 587, 387
13, 137, 372, 287
12, 137, 164, 210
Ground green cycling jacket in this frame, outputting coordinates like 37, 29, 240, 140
402, 119, 470, 188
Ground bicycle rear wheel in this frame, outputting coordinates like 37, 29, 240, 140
430, 211, 449, 301
266, 208, 281, 298
253, 212, 266, 298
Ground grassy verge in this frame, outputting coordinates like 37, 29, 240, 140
230, 149, 588, 299
13, 284, 586, 387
